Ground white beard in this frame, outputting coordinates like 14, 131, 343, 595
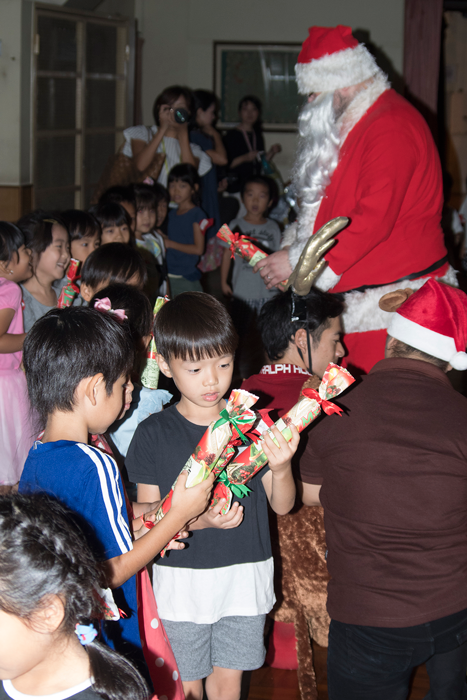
283, 72, 390, 274
292, 93, 340, 255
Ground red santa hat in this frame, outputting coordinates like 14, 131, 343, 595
387, 279, 467, 371
295, 25, 380, 95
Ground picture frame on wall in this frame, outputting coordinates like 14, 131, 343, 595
213, 41, 302, 132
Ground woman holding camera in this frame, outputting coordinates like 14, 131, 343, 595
122, 86, 212, 188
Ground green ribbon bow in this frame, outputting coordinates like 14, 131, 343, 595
213, 408, 251, 444
217, 469, 251, 499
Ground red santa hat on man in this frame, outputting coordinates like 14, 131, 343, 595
295, 25, 381, 95
387, 279, 467, 371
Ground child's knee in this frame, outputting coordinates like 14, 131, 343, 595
205, 667, 243, 700
182, 679, 204, 700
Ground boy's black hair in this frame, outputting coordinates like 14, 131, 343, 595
152, 85, 194, 126
240, 175, 276, 205
155, 292, 238, 362
98, 185, 136, 207
91, 283, 153, 347
167, 163, 200, 189
81, 242, 147, 289
133, 183, 158, 211
258, 288, 344, 362
89, 202, 135, 246
23, 306, 134, 427
0, 221, 27, 263
61, 210, 101, 242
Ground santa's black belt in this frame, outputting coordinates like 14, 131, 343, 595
344, 256, 448, 295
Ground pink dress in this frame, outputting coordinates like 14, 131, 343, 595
0, 279, 34, 485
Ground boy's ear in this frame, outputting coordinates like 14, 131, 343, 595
83, 373, 105, 407
294, 328, 309, 352
80, 283, 94, 303
157, 354, 172, 378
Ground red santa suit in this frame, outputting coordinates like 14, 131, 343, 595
285, 26, 454, 374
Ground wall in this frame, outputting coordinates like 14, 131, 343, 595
135, 0, 405, 179
0, 0, 33, 186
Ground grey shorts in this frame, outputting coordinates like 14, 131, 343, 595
161, 615, 266, 681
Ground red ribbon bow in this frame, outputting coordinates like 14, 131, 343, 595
302, 388, 343, 416
229, 233, 251, 258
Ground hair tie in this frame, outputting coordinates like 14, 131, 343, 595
143, 177, 154, 185
75, 623, 98, 646
94, 297, 128, 322
43, 218, 60, 225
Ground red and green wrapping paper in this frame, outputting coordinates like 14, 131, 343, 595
212, 363, 355, 512
57, 258, 81, 308
154, 389, 258, 556
140, 296, 169, 390
217, 224, 267, 267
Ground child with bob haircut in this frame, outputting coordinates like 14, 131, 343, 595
0, 492, 150, 700
20, 215, 70, 331
0, 222, 33, 490
126, 292, 299, 700
98, 185, 137, 233
61, 210, 101, 263
19, 306, 215, 698
79, 242, 147, 303
89, 202, 135, 247
133, 183, 167, 300
165, 164, 207, 296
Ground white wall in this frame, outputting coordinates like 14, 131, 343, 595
0, 0, 33, 185
135, 0, 405, 179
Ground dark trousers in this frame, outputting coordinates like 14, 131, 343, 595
327, 608, 467, 700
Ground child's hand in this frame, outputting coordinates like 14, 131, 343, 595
262, 424, 299, 474
165, 529, 190, 550
171, 470, 215, 522
188, 500, 244, 531
221, 282, 233, 297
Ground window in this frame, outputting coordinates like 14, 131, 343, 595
34, 6, 132, 209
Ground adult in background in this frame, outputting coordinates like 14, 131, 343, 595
122, 85, 212, 188
299, 279, 467, 699
223, 95, 281, 199
256, 26, 453, 374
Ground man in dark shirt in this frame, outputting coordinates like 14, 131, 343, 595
299, 279, 467, 699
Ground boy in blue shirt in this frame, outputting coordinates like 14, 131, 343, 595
19, 306, 214, 694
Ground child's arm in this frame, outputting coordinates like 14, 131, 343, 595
0, 308, 26, 353
103, 471, 215, 589
261, 424, 299, 515
202, 126, 228, 166
220, 247, 233, 296
132, 126, 168, 173
164, 222, 205, 256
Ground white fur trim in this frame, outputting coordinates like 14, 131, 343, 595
342, 266, 458, 335
314, 265, 342, 292
388, 313, 467, 367
295, 44, 380, 94
450, 352, 467, 371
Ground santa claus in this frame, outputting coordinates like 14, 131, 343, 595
256, 25, 455, 373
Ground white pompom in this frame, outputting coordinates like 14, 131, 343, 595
449, 352, 467, 371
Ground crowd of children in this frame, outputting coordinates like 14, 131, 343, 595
0, 85, 324, 700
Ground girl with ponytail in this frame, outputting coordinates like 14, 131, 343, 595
0, 492, 149, 700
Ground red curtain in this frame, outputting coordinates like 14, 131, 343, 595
404, 0, 443, 132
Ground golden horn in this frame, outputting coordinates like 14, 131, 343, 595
284, 216, 349, 296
